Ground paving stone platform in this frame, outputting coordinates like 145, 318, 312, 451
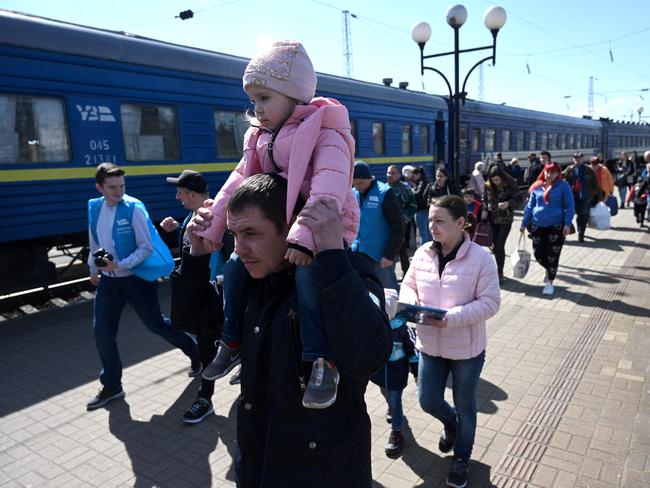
1, 208, 649, 487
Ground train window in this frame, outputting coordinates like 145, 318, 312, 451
420, 125, 429, 153
471, 128, 480, 152
402, 125, 412, 155
459, 127, 468, 159
568, 134, 575, 149
485, 129, 495, 152
502, 130, 511, 151
548, 133, 557, 150
372, 122, 385, 155
559, 133, 567, 150
121, 104, 179, 161
515, 131, 524, 151
0, 94, 70, 163
214, 110, 248, 158
540, 132, 547, 150
529, 131, 537, 151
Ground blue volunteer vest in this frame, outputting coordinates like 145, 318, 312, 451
352, 180, 391, 262
88, 195, 174, 281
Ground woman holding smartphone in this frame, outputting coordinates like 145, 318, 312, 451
400, 194, 501, 488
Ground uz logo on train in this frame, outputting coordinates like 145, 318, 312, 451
76, 105, 118, 165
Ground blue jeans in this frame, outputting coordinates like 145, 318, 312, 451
222, 254, 327, 361
418, 350, 485, 461
374, 261, 399, 291
618, 186, 628, 207
93, 275, 198, 390
381, 387, 404, 431
415, 209, 432, 245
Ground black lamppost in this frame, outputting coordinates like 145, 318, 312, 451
411, 4, 507, 184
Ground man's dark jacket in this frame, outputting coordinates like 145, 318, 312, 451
175, 248, 392, 488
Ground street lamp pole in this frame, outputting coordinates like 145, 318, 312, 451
411, 4, 506, 185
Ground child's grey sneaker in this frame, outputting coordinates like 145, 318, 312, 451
181, 398, 214, 424
202, 341, 241, 381
302, 358, 339, 409
86, 386, 125, 411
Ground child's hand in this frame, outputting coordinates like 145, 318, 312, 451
285, 248, 313, 266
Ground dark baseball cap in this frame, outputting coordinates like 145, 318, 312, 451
353, 161, 373, 180
166, 170, 207, 193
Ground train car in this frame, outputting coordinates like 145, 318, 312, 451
458, 100, 604, 172
458, 100, 650, 175
0, 9, 446, 294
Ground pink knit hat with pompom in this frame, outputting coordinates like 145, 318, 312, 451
243, 41, 317, 104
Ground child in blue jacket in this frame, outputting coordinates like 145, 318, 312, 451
371, 289, 419, 458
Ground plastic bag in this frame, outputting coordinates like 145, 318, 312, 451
589, 202, 611, 230
511, 233, 531, 279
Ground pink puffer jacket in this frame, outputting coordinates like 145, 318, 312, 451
197, 97, 360, 252
399, 234, 501, 360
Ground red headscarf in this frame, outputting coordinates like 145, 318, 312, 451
529, 162, 563, 203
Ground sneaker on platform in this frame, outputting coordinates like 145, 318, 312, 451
543, 283, 555, 295
446, 457, 469, 488
86, 386, 125, 411
181, 398, 214, 424
438, 428, 456, 453
385, 429, 405, 458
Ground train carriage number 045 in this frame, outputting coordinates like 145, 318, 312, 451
84, 140, 117, 165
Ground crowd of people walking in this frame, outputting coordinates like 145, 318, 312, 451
82, 37, 650, 488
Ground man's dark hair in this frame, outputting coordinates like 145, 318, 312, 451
227, 173, 305, 233
461, 187, 475, 197
95, 163, 125, 185
540, 150, 552, 159
430, 194, 467, 221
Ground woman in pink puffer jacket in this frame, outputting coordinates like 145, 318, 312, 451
399, 194, 500, 488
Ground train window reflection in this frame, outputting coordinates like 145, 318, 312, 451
402, 125, 412, 155
502, 130, 510, 151
515, 131, 524, 151
540, 132, 547, 150
485, 128, 495, 152
0, 94, 70, 163
471, 128, 480, 152
420, 125, 429, 154
121, 104, 179, 161
214, 110, 248, 158
529, 131, 537, 151
372, 122, 385, 155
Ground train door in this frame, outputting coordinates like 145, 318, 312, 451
459, 125, 469, 176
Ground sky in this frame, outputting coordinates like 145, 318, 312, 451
4, 0, 650, 121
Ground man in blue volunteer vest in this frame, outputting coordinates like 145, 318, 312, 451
86, 163, 199, 411
351, 161, 405, 290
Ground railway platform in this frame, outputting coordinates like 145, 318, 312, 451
1, 207, 649, 488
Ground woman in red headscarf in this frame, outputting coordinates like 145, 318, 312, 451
520, 158, 575, 296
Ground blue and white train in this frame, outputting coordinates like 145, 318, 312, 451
1, 9, 648, 293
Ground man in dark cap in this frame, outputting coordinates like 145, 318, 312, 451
162, 170, 227, 424
161, 170, 209, 244
351, 161, 405, 290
